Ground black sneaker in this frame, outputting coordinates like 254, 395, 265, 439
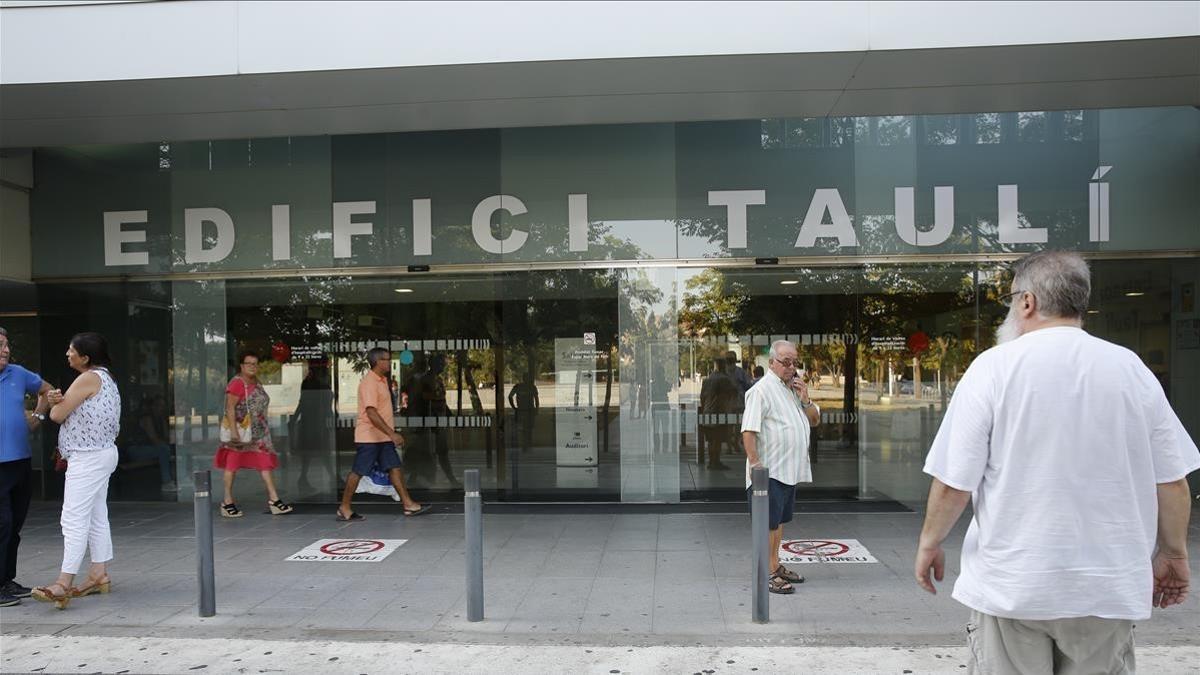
0, 592, 19, 607
3, 581, 32, 598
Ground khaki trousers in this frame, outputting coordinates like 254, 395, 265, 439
966, 609, 1135, 675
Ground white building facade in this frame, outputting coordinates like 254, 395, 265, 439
2, 1, 1198, 505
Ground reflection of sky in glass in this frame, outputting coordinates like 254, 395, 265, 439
601, 220, 677, 258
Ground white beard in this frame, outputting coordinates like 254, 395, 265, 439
995, 308, 1021, 345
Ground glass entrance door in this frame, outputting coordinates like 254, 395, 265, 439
499, 270, 620, 500
677, 264, 994, 505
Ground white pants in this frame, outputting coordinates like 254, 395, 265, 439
60, 447, 118, 575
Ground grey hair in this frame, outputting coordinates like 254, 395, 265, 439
0, 326, 7, 337
366, 347, 391, 368
768, 340, 795, 362
1010, 251, 1091, 319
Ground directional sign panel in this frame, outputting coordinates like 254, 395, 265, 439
285, 538, 407, 562
554, 337, 599, 467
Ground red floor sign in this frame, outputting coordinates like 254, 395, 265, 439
319, 540, 386, 556
778, 538, 877, 564
286, 538, 407, 562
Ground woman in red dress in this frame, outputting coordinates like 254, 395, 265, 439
214, 351, 293, 517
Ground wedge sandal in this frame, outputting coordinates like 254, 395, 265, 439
219, 502, 244, 518
31, 582, 73, 609
268, 500, 294, 515
72, 576, 112, 598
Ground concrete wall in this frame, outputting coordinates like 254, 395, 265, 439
3, 0, 1198, 85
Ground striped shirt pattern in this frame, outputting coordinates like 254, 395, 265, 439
740, 369, 815, 488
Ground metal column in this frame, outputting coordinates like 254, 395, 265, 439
750, 465, 769, 623
193, 470, 216, 617
464, 469, 484, 622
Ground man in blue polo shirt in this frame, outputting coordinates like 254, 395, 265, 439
0, 327, 52, 606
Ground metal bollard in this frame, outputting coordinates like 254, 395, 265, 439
858, 411, 870, 500
750, 465, 769, 623
465, 469, 484, 622
193, 470, 216, 617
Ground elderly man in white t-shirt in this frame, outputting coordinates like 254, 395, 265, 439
742, 339, 820, 595
915, 251, 1199, 674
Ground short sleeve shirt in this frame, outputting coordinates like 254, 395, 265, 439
355, 370, 395, 443
740, 369, 815, 488
1, 364, 44, 462
924, 327, 1200, 621
226, 378, 248, 399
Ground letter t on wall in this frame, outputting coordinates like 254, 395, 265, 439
708, 190, 766, 249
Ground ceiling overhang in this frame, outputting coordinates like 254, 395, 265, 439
2, 37, 1197, 148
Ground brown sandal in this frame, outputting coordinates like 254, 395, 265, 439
774, 564, 805, 585
72, 576, 112, 598
768, 574, 795, 595
31, 582, 73, 609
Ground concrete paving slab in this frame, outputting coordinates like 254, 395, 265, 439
2, 501, 1197, 654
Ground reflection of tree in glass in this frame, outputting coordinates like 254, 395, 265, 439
679, 269, 748, 338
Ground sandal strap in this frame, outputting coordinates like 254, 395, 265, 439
38, 582, 69, 596
221, 503, 240, 514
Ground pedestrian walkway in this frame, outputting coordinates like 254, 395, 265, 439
1, 502, 1197, 671
5, 635, 1200, 674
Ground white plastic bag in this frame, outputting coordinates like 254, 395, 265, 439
354, 465, 400, 501
219, 418, 253, 444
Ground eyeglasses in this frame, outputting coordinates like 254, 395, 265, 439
999, 290, 1030, 308
772, 358, 798, 368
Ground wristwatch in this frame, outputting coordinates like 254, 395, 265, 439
799, 400, 813, 409
32, 412, 46, 421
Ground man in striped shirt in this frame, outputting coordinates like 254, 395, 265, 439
741, 340, 820, 594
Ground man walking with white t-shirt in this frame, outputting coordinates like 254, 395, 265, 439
915, 251, 1199, 674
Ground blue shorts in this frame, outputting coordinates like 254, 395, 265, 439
746, 478, 796, 530
351, 441, 403, 477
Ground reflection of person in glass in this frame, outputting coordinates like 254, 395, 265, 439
507, 376, 539, 454
699, 357, 736, 470
406, 354, 459, 489
726, 350, 753, 395
123, 394, 176, 492
649, 363, 673, 453
290, 359, 335, 493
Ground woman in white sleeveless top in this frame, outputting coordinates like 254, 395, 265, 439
31, 333, 121, 609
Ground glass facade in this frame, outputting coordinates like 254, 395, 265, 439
5, 107, 1198, 505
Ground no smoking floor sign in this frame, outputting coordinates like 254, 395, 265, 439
286, 538, 407, 562
779, 539, 877, 564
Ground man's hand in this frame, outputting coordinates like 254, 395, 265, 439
391, 431, 405, 448
1152, 552, 1190, 608
789, 376, 810, 403
914, 542, 945, 594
